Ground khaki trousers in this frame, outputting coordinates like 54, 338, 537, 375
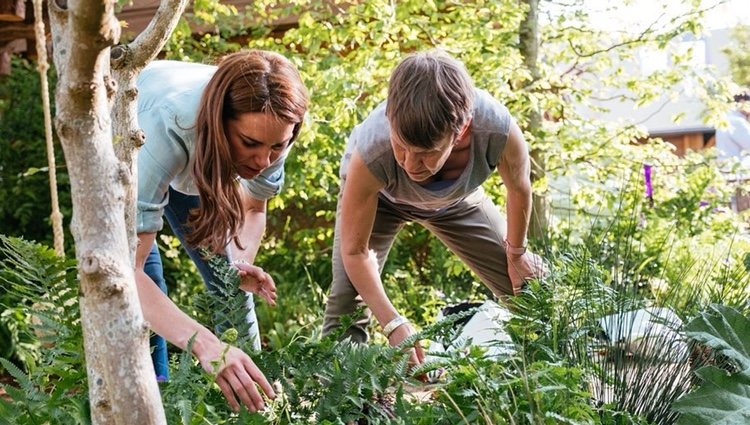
322, 187, 513, 342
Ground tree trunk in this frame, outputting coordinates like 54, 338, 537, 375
47, 0, 165, 422
519, 0, 548, 240
111, 0, 190, 261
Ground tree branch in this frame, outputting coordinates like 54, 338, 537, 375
111, 0, 189, 70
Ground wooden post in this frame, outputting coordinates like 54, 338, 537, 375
0, 0, 25, 21
0, 21, 36, 42
0, 38, 25, 75
0, 50, 9, 74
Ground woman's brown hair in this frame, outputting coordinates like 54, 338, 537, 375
186, 50, 309, 253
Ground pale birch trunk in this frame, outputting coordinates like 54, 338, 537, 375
519, 0, 548, 239
111, 0, 189, 260
47, 0, 166, 422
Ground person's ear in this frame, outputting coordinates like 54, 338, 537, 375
457, 117, 473, 141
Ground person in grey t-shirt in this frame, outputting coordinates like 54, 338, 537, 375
322, 50, 545, 366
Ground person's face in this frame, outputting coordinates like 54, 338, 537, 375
390, 131, 456, 182
225, 112, 295, 179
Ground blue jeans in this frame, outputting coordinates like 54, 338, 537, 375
144, 187, 261, 380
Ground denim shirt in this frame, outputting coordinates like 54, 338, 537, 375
136, 60, 288, 234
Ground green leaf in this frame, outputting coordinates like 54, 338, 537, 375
674, 366, 750, 424
683, 305, 750, 370
673, 305, 750, 424
0, 357, 31, 391
21, 167, 45, 177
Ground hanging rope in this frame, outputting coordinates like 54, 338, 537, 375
32, 0, 64, 256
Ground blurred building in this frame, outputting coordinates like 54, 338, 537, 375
579, 28, 735, 157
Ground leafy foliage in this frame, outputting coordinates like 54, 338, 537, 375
1, 0, 749, 423
723, 24, 750, 88
0, 236, 87, 424
673, 305, 750, 425
0, 239, 606, 424
0, 59, 70, 249
682, 305, 750, 371
507, 187, 749, 424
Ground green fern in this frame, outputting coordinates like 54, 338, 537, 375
0, 236, 89, 424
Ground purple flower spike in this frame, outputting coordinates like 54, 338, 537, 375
643, 164, 653, 198
643, 164, 654, 207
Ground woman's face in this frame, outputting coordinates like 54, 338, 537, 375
225, 112, 295, 179
390, 132, 455, 182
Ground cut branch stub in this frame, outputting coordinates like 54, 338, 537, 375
110, 43, 131, 69
123, 86, 138, 101
80, 252, 128, 298
132, 129, 146, 147
99, 15, 120, 46
80, 252, 101, 275
104, 74, 117, 97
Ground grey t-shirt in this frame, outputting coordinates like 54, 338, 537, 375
340, 89, 512, 210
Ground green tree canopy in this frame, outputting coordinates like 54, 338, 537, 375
724, 24, 750, 88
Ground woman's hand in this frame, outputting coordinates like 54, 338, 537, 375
196, 342, 276, 413
233, 261, 277, 306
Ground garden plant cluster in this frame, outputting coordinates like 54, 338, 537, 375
1, 0, 749, 423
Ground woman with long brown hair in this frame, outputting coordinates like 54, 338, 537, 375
135, 49, 308, 413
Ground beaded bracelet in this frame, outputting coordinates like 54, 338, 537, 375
504, 239, 527, 256
382, 315, 409, 338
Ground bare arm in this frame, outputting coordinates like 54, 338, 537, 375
228, 193, 277, 306
498, 121, 532, 249
497, 121, 545, 294
134, 233, 275, 412
135, 232, 216, 352
229, 193, 266, 264
339, 151, 425, 364
339, 151, 396, 328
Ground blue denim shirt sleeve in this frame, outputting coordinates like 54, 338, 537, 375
136, 105, 190, 234
240, 150, 287, 200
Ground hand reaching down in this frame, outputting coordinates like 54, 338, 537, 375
196, 342, 276, 413
386, 321, 426, 380
232, 261, 277, 306
506, 247, 547, 296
